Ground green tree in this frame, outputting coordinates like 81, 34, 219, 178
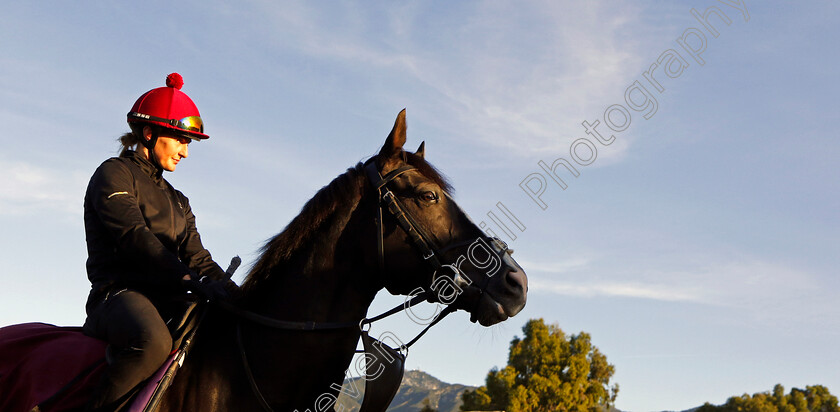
696, 384, 839, 412
461, 318, 618, 412
420, 397, 439, 412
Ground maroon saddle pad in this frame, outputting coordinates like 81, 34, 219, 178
0, 322, 107, 412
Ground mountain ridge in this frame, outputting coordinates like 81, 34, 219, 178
336, 369, 474, 412
336, 370, 704, 412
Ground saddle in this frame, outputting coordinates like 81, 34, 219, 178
0, 298, 201, 412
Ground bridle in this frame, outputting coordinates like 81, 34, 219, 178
364, 160, 476, 292
218, 157, 513, 412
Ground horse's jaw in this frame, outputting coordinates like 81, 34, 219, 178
471, 297, 509, 326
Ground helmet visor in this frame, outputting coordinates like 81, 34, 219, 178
128, 112, 204, 136
176, 116, 203, 133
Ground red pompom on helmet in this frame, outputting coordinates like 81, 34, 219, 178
127, 73, 208, 140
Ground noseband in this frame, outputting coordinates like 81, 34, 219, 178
220, 158, 513, 412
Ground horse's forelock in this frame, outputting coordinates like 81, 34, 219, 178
405, 151, 453, 194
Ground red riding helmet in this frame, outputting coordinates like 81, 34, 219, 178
127, 73, 209, 140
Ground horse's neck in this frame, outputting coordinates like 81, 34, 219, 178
250, 259, 378, 323
247, 193, 381, 324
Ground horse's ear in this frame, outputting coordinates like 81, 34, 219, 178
378, 109, 407, 169
415, 141, 425, 159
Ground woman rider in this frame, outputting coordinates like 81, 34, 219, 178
82, 73, 238, 411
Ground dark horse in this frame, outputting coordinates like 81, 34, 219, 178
4, 110, 528, 411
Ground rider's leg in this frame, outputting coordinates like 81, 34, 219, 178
82, 290, 172, 411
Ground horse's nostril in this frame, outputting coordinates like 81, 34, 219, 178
506, 269, 527, 292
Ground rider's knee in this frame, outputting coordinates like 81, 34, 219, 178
132, 328, 172, 373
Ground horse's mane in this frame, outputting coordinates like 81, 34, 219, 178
242, 152, 451, 291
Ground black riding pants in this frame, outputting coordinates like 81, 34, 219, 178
82, 290, 173, 411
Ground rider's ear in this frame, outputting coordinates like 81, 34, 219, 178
377, 109, 407, 172
143, 126, 154, 141
415, 141, 425, 159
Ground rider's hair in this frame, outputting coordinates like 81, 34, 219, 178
118, 123, 154, 155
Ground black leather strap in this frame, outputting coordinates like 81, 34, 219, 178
237, 323, 274, 412
217, 301, 358, 331
362, 293, 429, 325
365, 162, 418, 280
405, 304, 455, 349
365, 161, 447, 280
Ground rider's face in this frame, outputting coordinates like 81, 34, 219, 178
143, 127, 190, 172
154, 134, 190, 172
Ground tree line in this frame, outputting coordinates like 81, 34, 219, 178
697, 384, 839, 412
458, 318, 837, 412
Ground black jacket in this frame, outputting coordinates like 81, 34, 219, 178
84, 150, 225, 311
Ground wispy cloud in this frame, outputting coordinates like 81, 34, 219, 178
410, 2, 651, 158
0, 158, 87, 217
516, 257, 593, 274
527, 256, 834, 322
531, 278, 703, 302
245, 1, 662, 160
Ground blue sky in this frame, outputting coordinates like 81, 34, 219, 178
1, 2, 838, 411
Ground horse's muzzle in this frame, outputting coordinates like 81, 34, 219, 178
457, 255, 527, 326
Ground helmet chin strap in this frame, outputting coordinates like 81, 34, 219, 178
141, 128, 163, 172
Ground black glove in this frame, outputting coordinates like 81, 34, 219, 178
183, 275, 239, 302
221, 278, 243, 300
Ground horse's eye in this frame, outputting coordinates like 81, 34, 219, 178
420, 191, 439, 202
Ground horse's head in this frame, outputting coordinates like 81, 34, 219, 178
366, 110, 527, 326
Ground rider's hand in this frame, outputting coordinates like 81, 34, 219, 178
183, 274, 239, 302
